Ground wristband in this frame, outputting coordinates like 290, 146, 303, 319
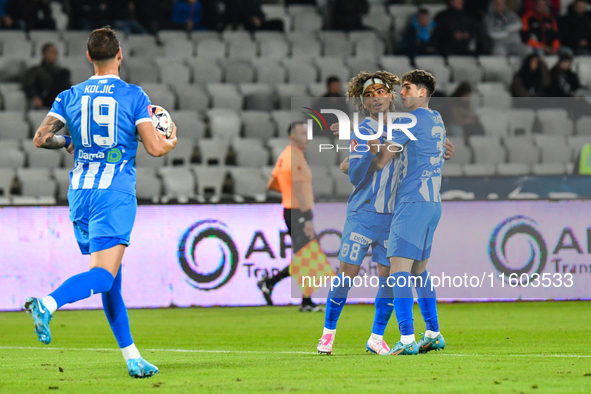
301, 210, 313, 221
63, 135, 72, 148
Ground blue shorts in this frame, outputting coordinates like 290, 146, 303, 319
338, 208, 391, 267
387, 202, 442, 261
68, 189, 137, 255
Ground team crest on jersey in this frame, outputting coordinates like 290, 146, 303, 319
350, 139, 358, 152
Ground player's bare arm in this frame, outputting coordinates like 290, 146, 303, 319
33, 115, 73, 152
293, 181, 315, 240
137, 121, 177, 157
340, 157, 349, 174
443, 138, 455, 159
267, 175, 280, 192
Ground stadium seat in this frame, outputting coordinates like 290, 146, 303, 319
159, 167, 195, 204
537, 109, 573, 136
159, 30, 190, 44
206, 83, 243, 110
463, 163, 496, 176
166, 137, 195, 166
253, 59, 286, 84
68, 59, 94, 85
504, 136, 539, 164
0, 146, 25, 168
477, 84, 512, 110
241, 111, 276, 139
0, 57, 26, 83
15, 168, 56, 204
52, 168, 70, 201
447, 56, 484, 84
195, 38, 227, 58
311, 170, 334, 197
283, 59, 318, 84
532, 162, 567, 175
306, 136, 336, 166
0, 167, 14, 197
158, 62, 192, 85
222, 58, 255, 83
0, 31, 31, 57
307, 82, 325, 97
292, 11, 323, 31
422, 3, 447, 16
414, 56, 451, 84
169, 110, 205, 140
191, 31, 221, 44
127, 35, 162, 57
208, 109, 241, 140
496, 163, 530, 176
288, 32, 322, 59
0, 112, 30, 139
135, 166, 161, 203
361, 8, 391, 37
379, 56, 413, 75
198, 138, 230, 165
135, 146, 167, 167
257, 37, 289, 60
233, 138, 270, 167
319, 31, 352, 57
240, 83, 274, 111
389, 4, 418, 36
442, 163, 463, 177
347, 58, 380, 78
23, 142, 63, 168
2, 89, 26, 111
124, 58, 160, 84
314, 57, 350, 86
188, 58, 223, 84
539, 141, 572, 164
349, 31, 385, 58
567, 135, 590, 151
172, 83, 210, 111
29, 31, 65, 56
271, 111, 293, 138
479, 56, 512, 86
229, 167, 267, 202
469, 135, 506, 165
161, 36, 195, 58
62, 31, 90, 58
448, 140, 472, 165
192, 165, 227, 202
0, 138, 20, 149
228, 39, 258, 59
276, 83, 308, 109
476, 107, 509, 136
576, 116, 591, 135
508, 109, 536, 135
268, 138, 289, 162
140, 83, 176, 110
329, 166, 352, 197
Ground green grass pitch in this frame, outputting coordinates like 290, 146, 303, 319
1, 301, 591, 393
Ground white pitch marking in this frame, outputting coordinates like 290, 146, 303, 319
0, 346, 590, 358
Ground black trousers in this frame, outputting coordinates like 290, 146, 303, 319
284, 208, 309, 255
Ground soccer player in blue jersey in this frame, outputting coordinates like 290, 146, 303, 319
317, 71, 454, 355
23, 27, 177, 378
383, 70, 447, 356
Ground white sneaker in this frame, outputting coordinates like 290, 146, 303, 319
366, 339, 391, 355
317, 333, 334, 355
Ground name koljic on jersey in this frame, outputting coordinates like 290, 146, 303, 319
84, 84, 115, 94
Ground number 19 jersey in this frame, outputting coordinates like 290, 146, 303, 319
48, 74, 152, 196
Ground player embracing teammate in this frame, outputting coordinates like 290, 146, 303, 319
317, 70, 454, 355
24, 27, 177, 377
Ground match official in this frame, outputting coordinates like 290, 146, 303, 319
257, 121, 322, 312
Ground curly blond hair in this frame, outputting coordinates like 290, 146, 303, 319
346, 71, 401, 116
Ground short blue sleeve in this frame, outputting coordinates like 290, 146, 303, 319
134, 88, 152, 126
47, 91, 67, 124
390, 116, 414, 146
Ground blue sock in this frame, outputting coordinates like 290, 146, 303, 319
324, 274, 352, 330
50, 267, 114, 310
372, 277, 394, 336
415, 270, 439, 332
391, 272, 414, 336
102, 267, 134, 349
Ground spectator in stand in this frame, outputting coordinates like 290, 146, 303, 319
511, 53, 550, 98
223, 0, 284, 32
398, 8, 437, 58
136, 0, 174, 33
521, 0, 561, 17
331, 0, 369, 31
559, 0, 591, 55
484, 0, 530, 56
0, 0, 13, 28
323, 76, 343, 98
544, 52, 591, 119
5, 0, 55, 30
433, 0, 480, 56
449, 82, 484, 140
70, 0, 109, 31
171, 0, 207, 31
23, 43, 70, 109
521, 0, 561, 55
465, 0, 492, 21
111, 1, 147, 34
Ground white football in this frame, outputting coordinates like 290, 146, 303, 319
136, 104, 173, 143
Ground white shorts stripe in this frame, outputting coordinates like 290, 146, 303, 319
70, 163, 84, 189
98, 163, 115, 189
82, 162, 100, 189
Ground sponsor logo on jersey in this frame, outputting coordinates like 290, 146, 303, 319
349, 232, 372, 246
107, 148, 122, 163
78, 151, 105, 160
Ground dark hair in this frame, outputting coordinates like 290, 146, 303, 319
87, 26, 120, 62
417, 8, 429, 15
450, 81, 472, 97
41, 43, 55, 56
326, 76, 340, 86
288, 121, 306, 136
401, 69, 437, 97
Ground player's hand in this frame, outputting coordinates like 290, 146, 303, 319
340, 157, 349, 174
443, 138, 455, 160
303, 220, 315, 240
168, 122, 178, 148
65, 138, 74, 156
368, 138, 381, 155
331, 121, 354, 136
